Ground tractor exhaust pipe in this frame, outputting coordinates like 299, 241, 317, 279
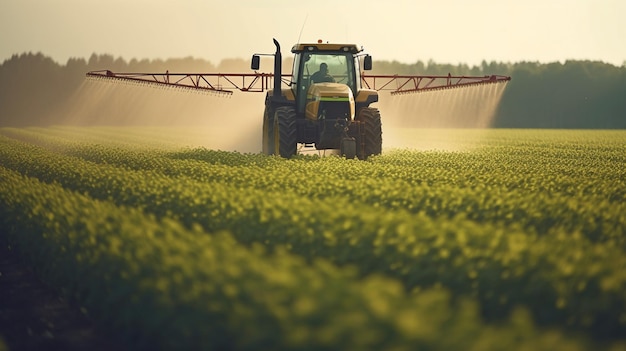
272, 38, 282, 98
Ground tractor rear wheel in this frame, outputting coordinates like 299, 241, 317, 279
262, 106, 274, 155
273, 106, 297, 158
356, 107, 382, 160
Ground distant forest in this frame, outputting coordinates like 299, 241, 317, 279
1, 52, 625, 128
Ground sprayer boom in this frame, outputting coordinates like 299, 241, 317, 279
85, 38, 511, 159
362, 74, 511, 95
86, 70, 509, 95
86, 70, 292, 96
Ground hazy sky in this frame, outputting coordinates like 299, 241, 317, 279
1, 0, 625, 67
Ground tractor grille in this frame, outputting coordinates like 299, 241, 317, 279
319, 101, 351, 121
316, 101, 351, 149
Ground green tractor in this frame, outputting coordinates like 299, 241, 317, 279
252, 39, 381, 160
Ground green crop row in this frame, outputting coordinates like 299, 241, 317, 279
0, 166, 596, 351
3, 127, 625, 246
1, 133, 625, 342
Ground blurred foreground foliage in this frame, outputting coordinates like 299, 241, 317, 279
1, 127, 625, 350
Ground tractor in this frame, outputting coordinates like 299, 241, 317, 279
254, 39, 380, 159
86, 38, 510, 159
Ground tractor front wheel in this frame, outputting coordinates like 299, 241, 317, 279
356, 107, 382, 160
273, 106, 297, 158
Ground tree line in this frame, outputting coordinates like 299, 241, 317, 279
1, 52, 624, 128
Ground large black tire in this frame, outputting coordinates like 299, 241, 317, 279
356, 107, 382, 160
273, 106, 297, 158
262, 105, 274, 155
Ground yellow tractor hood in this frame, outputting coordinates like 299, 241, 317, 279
306, 83, 355, 120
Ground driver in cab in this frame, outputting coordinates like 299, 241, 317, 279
310, 63, 335, 83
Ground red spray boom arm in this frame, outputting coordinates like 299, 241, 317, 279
361, 74, 510, 95
86, 70, 510, 95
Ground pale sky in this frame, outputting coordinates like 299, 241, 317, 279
1, 0, 625, 67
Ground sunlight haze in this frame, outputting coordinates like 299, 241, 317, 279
1, 0, 625, 66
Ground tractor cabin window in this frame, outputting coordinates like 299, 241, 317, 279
302, 53, 356, 93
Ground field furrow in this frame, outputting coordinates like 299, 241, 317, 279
1, 131, 625, 342
0, 166, 591, 351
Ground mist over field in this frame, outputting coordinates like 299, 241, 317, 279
1, 52, 625, 134
63, 78, 265, 152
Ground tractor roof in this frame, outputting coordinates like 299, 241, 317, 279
291, 42, 361, 54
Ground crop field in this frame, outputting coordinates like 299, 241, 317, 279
0, 126, 625, 350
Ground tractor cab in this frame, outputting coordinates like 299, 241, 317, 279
290, 42, 367, 116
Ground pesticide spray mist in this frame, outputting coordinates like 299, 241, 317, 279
62, 78, 265, 152
378, 82, 508, 151
61, 77, 508, 153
